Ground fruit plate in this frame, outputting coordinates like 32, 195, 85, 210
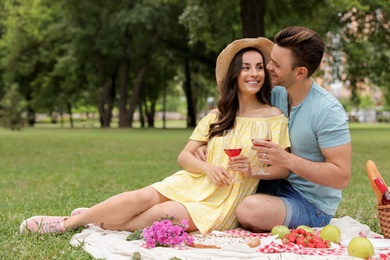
340, 238, 390, 249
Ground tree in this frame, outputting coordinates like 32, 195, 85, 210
58, 0, 128, 128
338, 1, 390, 105
0, 84, 26, 129
180, 0, 390, 112
0, 0, 388, 129
0, 0, 50, 126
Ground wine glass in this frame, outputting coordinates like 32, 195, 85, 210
223, 129, 243, 182
223, 129, 242, 157
250, 121, 272, 175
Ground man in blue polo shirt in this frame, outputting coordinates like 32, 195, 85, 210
236, 26, 351, 231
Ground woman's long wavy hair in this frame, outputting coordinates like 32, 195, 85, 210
208, 47, 273, 141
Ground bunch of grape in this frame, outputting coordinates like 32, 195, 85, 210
281, 228, 331, 248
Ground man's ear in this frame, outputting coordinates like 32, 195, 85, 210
296, 67, 308, 79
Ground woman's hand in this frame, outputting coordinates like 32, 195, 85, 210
227, 155, 252, 177
204, 164, 234, 186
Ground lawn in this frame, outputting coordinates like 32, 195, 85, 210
0, 123, 389, 259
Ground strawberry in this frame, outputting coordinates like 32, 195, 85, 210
297, 228, 306, 235
279, 227, 331, 248
307, 242, 315, 248
288, 233, 296, 243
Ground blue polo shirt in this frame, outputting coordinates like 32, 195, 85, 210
271, 82, 351, 215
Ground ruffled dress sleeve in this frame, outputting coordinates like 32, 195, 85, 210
189, 113, 217, 142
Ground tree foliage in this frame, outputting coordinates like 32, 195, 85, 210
0, 84, 26, 129
338, 1, 390, 105
0, 0, 388, 128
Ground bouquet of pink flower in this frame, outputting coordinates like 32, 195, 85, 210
141, 215, 194, 248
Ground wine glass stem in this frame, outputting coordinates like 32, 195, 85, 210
255, 163, 270, 175
258, 164, 264, 174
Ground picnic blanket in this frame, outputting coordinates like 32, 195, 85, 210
70, 216, 389, 259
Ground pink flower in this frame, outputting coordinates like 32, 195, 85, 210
142, 215, 194, 248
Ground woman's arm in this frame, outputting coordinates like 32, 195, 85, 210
177, 140, 232, 186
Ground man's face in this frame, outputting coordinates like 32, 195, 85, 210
266, 44, 296, 88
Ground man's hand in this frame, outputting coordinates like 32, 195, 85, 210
252, 139, 351, 189
252, 140, 290, 168
194, 144, 207, 161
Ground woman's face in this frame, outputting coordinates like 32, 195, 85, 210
237, 50, 265, 95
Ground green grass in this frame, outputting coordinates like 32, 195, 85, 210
335, 123, 390, 230
1, 123, 389, 259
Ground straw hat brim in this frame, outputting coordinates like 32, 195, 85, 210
215, 37, 274, 91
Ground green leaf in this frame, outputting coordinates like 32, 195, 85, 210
127, 229, 143, 241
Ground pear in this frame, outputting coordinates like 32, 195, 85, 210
320, 225, 341, 243
348, 237, 374, 259
271, 225, 290, 239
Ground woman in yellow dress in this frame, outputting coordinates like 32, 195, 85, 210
20, 37, 290, 235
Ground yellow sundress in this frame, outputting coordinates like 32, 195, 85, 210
151, 113, 290, 234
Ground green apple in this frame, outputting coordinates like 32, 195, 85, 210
271, 225, 290, 239
320, 225, 341, 243
296, 225, 314, 234
348, 237, 374, 259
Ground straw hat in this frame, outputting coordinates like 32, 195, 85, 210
215, 37, 274, 91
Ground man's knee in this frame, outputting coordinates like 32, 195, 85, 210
236, 197, 255, 223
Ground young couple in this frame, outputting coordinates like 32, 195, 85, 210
20, 26, 351, 235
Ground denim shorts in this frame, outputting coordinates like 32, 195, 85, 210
256, 179, 332, 228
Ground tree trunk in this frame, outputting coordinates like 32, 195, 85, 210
98, 77, 115, 128
183, 58, 197, 127
162, 77, 166, 129
126, 33, 159, 127
67, 101, 74, 128
26, 94, 35, 127
147, 100, 156, 128
139, 102, 145, 128
127, 63, 148, 127
118, 58, 131, 127
240, 0, 266, 37
60, 111, 64, 128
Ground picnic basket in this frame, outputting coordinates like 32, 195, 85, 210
366, 160, 390, 238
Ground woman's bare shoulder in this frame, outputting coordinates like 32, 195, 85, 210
268, 106, 284, 116
209, 108, 219, 114
263, 105, 284, 118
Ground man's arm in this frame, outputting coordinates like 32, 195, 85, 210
194, 144, 208, 161
254, 140, 351, 189
286, 143, 351, 189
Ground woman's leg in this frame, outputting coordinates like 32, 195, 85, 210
102, 200, 198, 232
64, 186, 169, 231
